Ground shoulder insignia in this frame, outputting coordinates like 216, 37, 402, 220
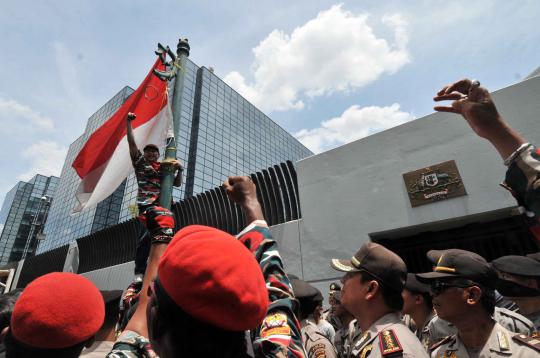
359, 344, 372, 358
378, 329, 403, 356
308, 343, 327, 358
512, 333, 540, 352
260, 313, 291, 338
497, 330, 510, 351
429, 335, 454, 351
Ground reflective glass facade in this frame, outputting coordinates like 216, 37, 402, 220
38, 87, 134, 253
0, 175, 59, 264
39, 58, 312, 253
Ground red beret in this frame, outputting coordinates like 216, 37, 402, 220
11, 272, 104, 349
158, 225, 269, 331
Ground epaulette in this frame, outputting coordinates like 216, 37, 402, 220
429, 335, 454, 352
378, 329, 403, 356
512, 332, 540, 352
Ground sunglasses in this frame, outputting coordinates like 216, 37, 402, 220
430, 279, 477, 296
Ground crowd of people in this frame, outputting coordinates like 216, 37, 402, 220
0, 78, 539, 357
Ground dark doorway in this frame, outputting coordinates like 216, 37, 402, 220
372, 216, 539, 273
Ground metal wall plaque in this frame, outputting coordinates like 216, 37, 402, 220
403, 160, 467, 207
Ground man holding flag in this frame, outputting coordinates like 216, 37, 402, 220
126, 112, 183, 245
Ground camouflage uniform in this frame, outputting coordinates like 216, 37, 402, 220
430, 323, 538, 357
131, 150, 175, 244
503, 144, 540, 244
107, 222, 307, 358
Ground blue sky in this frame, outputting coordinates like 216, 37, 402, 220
1, 0, 539, 205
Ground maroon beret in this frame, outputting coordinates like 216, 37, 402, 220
158, 225, 269, 331
11, 272, 104, 349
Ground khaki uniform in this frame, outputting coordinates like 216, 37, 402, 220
524, 311, 540, 332
424, 307, 534, 352
302, 319, 338, 358
415, 312, 453, 352
494, 307, 534, 335
350, 313, 429, 358
334, 320, 355, 358
431, 323, 538, 357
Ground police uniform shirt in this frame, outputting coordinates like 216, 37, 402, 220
525, 310, 540, 332
301, 319, 338, 358
430, 322, 538, 358
493, 306, 535, 335
334, 320, 355, 358
350, 313, 429, 358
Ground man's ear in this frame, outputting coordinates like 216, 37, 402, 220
0, 327, 9, 343
414, 294, 424, 305
465, 286, 482, 305
365, 280, 379, 300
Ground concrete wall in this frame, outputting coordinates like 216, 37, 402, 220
286, 76, 540, 282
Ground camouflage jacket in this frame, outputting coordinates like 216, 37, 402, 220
503, 144, 540, 244
132, 150, 162, 211
106, 222, 307, 358
238, 221, 308, 357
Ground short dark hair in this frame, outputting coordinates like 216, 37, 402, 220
0, 289, 23, 331
152, 282, 249, 357
360, 271, 403, 311
298, 297, 322, 320
4, 330, 87, 358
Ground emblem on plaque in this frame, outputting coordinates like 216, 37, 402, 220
403, 160, 467, 207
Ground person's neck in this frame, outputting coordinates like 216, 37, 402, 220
453, 312, 495, 349
410, 306, 432, 331
356, 306, 394, 332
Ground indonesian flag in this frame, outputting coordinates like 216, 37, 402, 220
72, 58, 172, 213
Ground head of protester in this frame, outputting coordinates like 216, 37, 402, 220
145, 224, 269, 357
3, 272, 104, 358
142, 144, 160, 163
331, 242, 429, 357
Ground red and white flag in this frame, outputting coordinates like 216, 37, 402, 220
72, 58, 172, 212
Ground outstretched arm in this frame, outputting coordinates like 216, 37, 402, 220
433, 78, 526, 159
224, 176, 307, 358
126, 112, 140, 161
434, 79, 540, 245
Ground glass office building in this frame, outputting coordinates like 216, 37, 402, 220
38, 58, 312, 254
0, 175, 59, 264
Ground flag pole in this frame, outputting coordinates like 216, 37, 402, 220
159, 38, 190, 209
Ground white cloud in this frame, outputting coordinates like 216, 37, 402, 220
0, 97, 55, 130
295, 103, 415, 153
18, 141, 67, 181
224, 4, 410, 112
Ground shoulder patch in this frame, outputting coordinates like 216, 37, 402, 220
429, 335, 454, 351
512, 333, 540, 352
378, 329, 403, 356
260, 313, 291, 338
308, 343, 327, 358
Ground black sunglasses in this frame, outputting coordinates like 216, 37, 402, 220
430, 279, 477, 296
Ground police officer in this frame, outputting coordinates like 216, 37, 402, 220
331, 291, 355, 358
401, 273, 454, 352
416, 249, 538, 357
290, 276, 337, 358
331, 242, 429, 357
491, 254, 540, 332
427, 250, 534, 336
